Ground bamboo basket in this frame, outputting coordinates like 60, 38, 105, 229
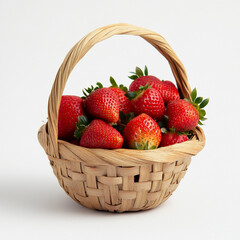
38, 23, 205, 213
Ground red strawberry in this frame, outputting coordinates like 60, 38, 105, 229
74, 116, 123, 149
129, 75, 162, 92
166, 88, 209, 131
166, 100, 199, 132
125, 84, 165, 120
110, 87, 131, 114
161, 132, 188, 147
58, 95, 85, 140
109, 77, 131, 114
157, 80, 180, 104
129, 66, 179, 104
123, 113, 161, 149
85, 87, 120, 123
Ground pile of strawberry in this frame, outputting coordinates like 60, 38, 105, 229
58, 66, 209, 149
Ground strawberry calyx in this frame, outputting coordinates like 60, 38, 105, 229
109, 76, 128, 92
188, 88, 209, 125
119, 111, 135, 124
135, 141, 157, 150
112, 111, 135, 133
161, 126, 191, 137
169, 127, 191, 136
81, 82, 103, 99
128, 66, 148, 80
74, 115, 89, 139
157, 115, 169, 129
125, 83, 151, 100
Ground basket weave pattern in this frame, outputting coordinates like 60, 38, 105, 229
38, 23, 205, 212
49, 155, 191, 212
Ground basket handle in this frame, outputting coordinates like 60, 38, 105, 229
47, 23, 191, 157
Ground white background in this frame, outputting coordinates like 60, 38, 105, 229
1, 0, 240, 239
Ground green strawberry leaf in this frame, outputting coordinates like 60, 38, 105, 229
195, 97, 203, 104
200, 98, 209, 108
150, 146, 157, 149
82, 90, 88, 99
135, 67, 144, 77
78, 115, 88, 125
96, 82, 103, 89
157, 118, 167, 128
135, 141, 156, 150
177, 131, 191, 136
110, 76, 118, 88
191, 88, 197, 101
125, 91, 137, 100
127, 112, 135, 121
135, 141, 148, 150
135, 142, 141, 150
119, 111, 135, 125
119, 111, 127, 123
81, 82, 103, 98
74, 115, 89, 139
128, 75, 138, 80
199, 109, 206, 117
119, 84, 128, 92
110, 77, 128, 92
144, 65, 148, 76
187, 88, 209, 127
126, 82, 152, 100
129, 66, 148, 80
112, 124, 125, 134
139, 83, 151, 91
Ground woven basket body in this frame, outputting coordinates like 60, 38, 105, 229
38, 23, 205, 212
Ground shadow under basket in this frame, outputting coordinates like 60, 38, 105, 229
38, 23, 205, 213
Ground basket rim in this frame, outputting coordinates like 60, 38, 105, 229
38, 123, 205, 166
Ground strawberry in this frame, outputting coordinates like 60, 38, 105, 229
125, 83, 165, 120
158, 80, 179, 104
74, 116, 123, 149
160, 132, 188, 147
128, 66, 179, 104
109, 77, 131, 114
166, 99, 198, 132
166, 88, 209, 131
85, 87, 120, 123
129, 66, 162, 92
58, 95, 85, 140
123, 113, 161, 150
